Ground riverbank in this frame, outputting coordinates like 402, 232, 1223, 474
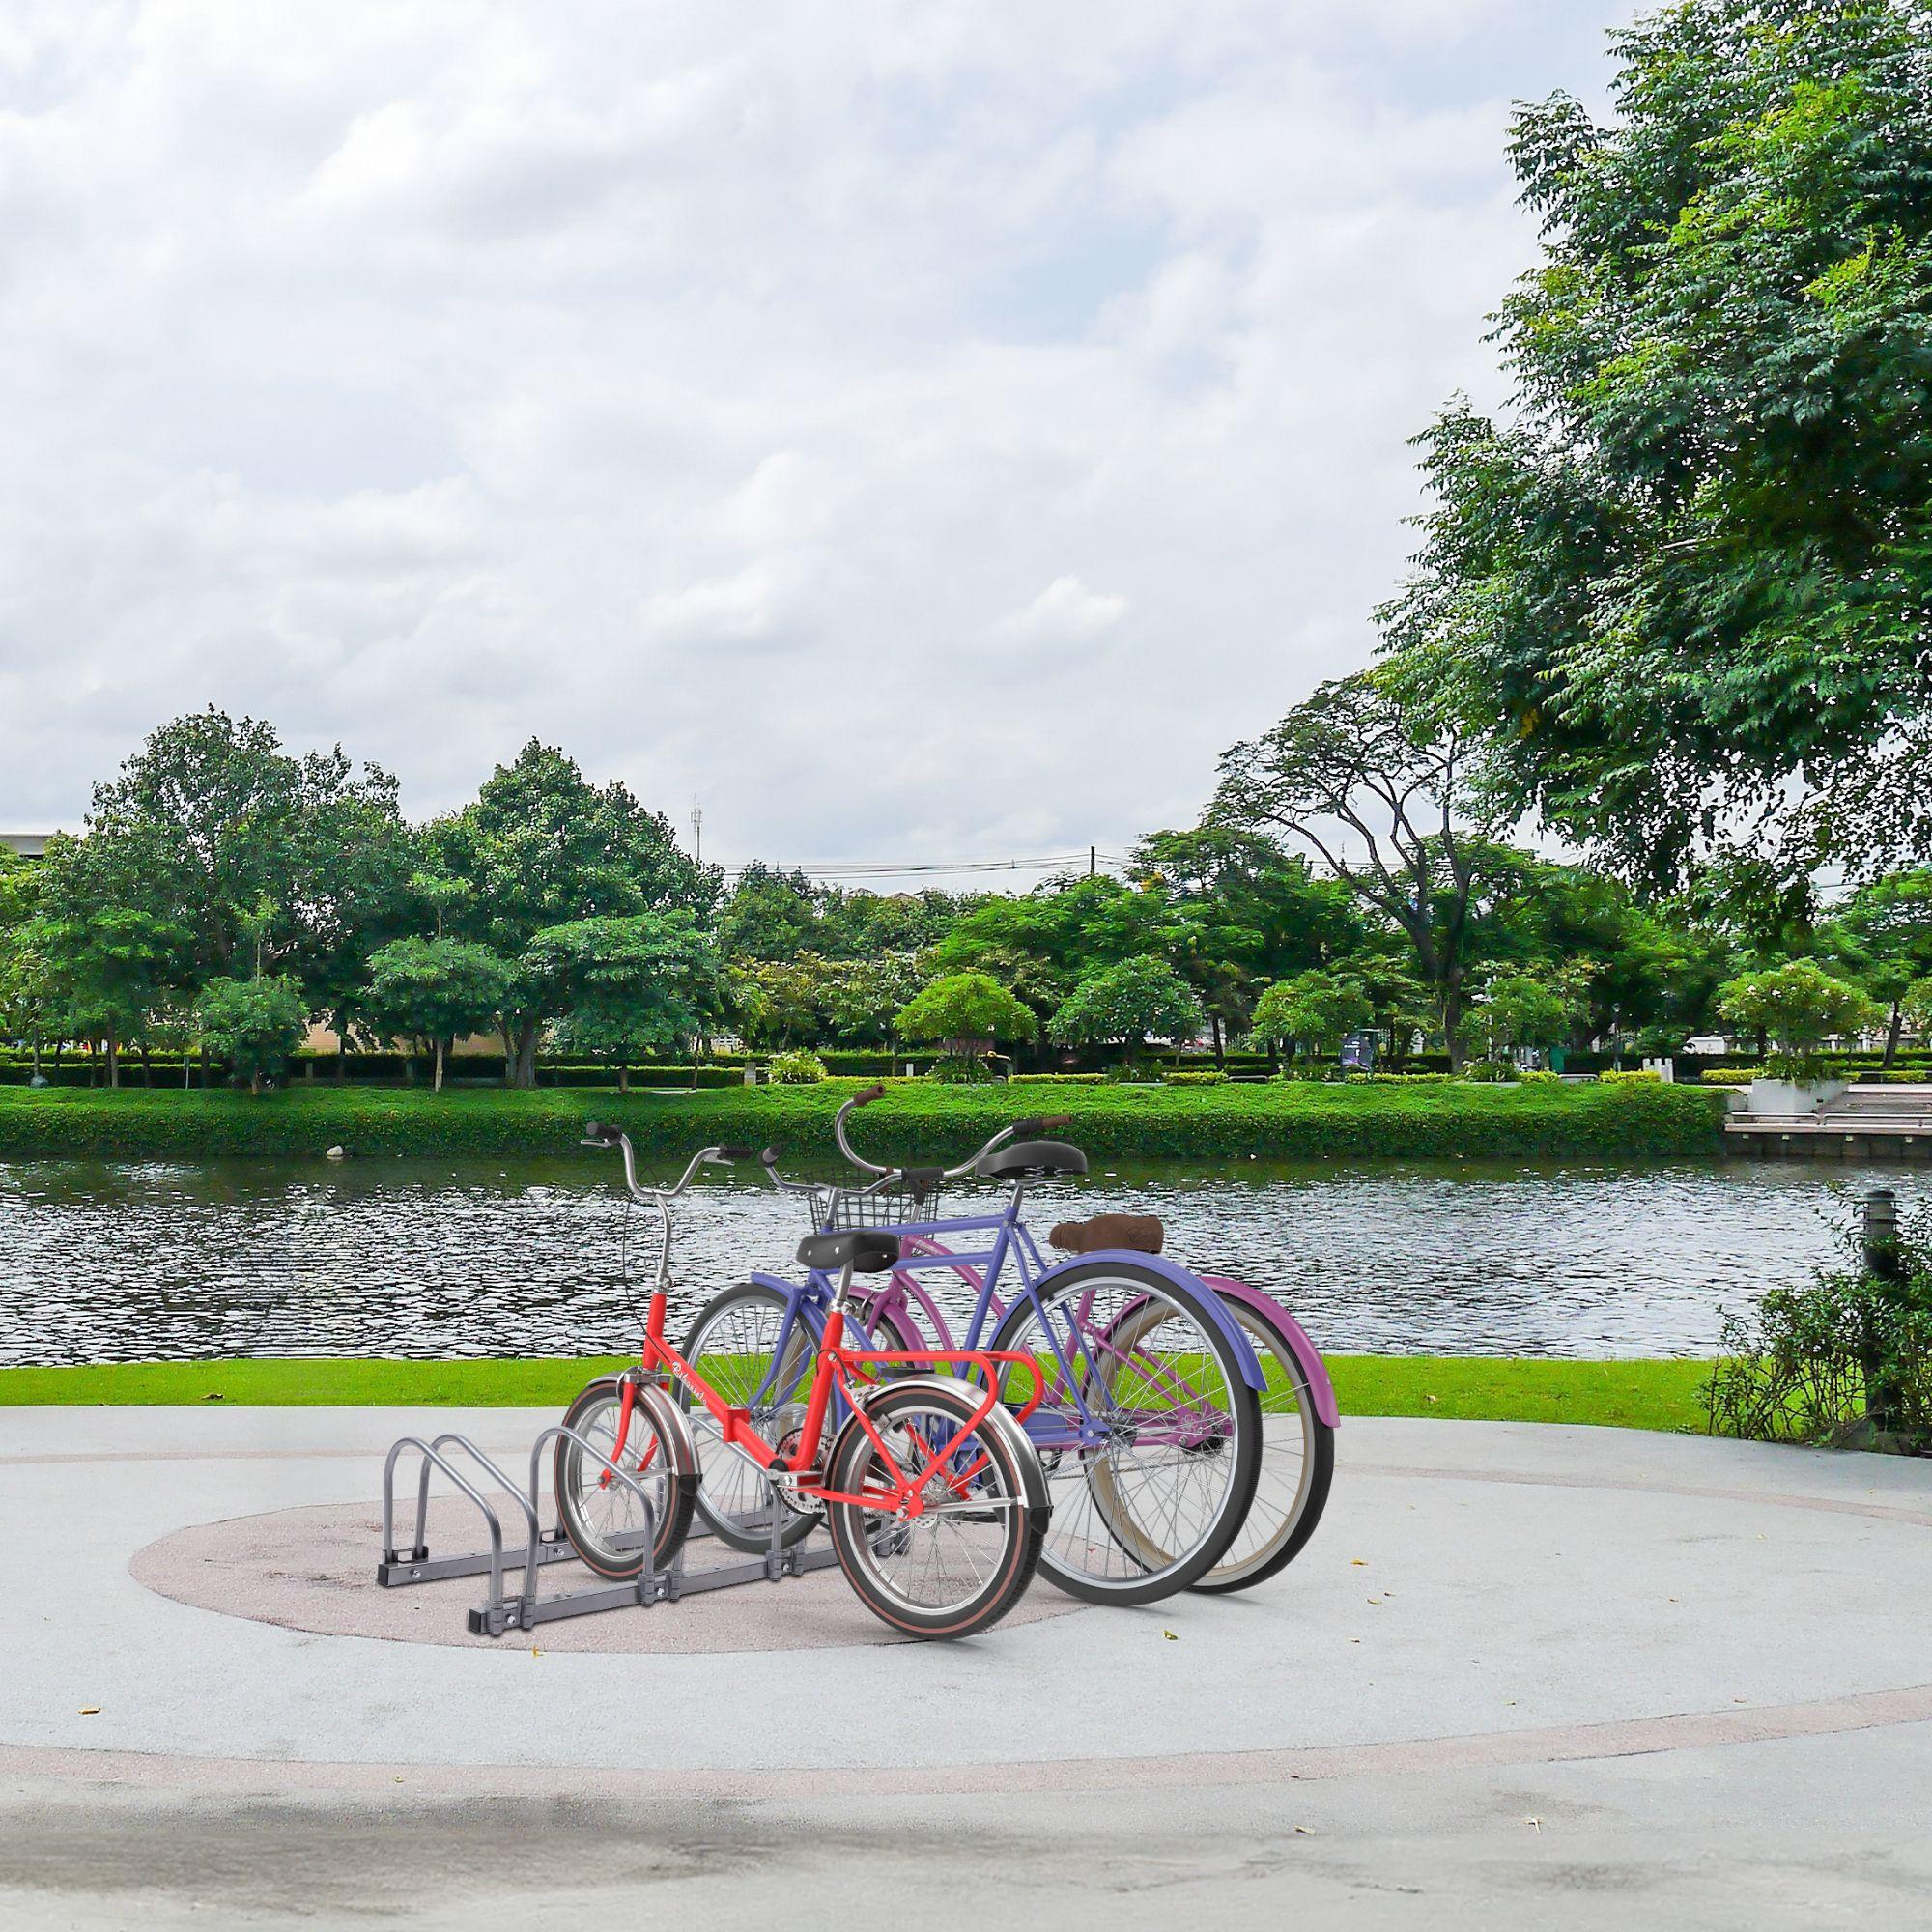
0, 1077, 1726, 1162
0, 1353, 1716, 1433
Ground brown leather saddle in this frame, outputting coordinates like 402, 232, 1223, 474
1046, 1212, 1164, 1256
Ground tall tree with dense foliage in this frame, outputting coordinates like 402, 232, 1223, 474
1823, 869, 1932, 1065
433, 741, 718, 1087
1132, 826, 1363, 1055
1381, 0, 1932, 888
69, 709, 405, 1002
1215, 673, 1522, 1069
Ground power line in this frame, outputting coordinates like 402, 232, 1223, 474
716, 849, 1135, 884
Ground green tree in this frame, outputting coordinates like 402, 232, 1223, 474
524, 911, 724, 1092
73, 709, 405, 1003
195, 974, 306, 1094
1132, 826, 1364, 1056
1380, 0, 1932, 888
895, 972, 1037, 1069
1822, 869, 1932, 1065
0, 852, 53, 1078
1718, 959, 1881, 1080
933, 875, 1188, 1038
1214, 673, 1526, 1069
1459, 974, 1579, 1068
1047, 956, 1205, 1070
363, 937, 517, 1092
1247, 971, 1374, 1070
434, 741, 718, 1087
1902, 974, 1932, 1042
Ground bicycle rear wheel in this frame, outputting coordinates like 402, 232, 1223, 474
1187, 1294, 1333, 1592
989, 1263, 1261, 1605
822, 1379, 1046, 1638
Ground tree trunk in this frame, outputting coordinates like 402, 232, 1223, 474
434, 1037, 445, 1093
1440, 980, 1464, 1075
335, 1022, 348, 1082
498, 1023, 518, 1088
199, 1043, 210, 1089
30, 1036, 43, 1081
618, 1064, 630, 1094
106, 1026, 120, 1090
513, 1021, 540, 1090
1210, 1013, 1225, 1065
1884, 1002, 1903, 1070
139, 1043, 154, 1087
249, 1069, 263, 1097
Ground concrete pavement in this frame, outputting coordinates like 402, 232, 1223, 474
2, 1405, 1929, 1926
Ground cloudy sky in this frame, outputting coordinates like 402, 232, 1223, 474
0, 1, 1634, 880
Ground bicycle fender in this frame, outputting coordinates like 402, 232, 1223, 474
1030, 1251, 1265, 1389
572, 1375, 703, 1484
1200, 1276, 1341, 1429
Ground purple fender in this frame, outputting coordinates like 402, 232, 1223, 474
1032, 1248, 1265, 1390
1201, 1274, 1341, 1429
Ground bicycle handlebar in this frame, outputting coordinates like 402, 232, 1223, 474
831, 1093, 1078, 1183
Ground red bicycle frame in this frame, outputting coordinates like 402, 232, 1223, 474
608, 1284, 1045, 1519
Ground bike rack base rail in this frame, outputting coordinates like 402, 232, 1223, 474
377, 1425, 838, 1637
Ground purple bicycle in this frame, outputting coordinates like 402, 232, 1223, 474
831, 1090, 1339, 1594
678, 1094, 1273, 1605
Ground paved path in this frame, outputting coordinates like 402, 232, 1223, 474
3, 1406, 1929, 1927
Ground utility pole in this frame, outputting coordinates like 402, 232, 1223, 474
1090, 845, 1096, 878
691, 801, 703, 867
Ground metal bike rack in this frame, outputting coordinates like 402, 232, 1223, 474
376, 1423, 839, 1637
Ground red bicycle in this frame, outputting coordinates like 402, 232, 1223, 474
556, 1126, 1052, 1639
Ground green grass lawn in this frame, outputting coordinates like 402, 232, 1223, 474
0, 1352, 1716, 1435
0, 1075, 1727, 1162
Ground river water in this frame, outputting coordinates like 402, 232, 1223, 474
4, 1154, 1929, 1368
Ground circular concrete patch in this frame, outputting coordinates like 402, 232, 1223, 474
129, 1496, 1090, 1653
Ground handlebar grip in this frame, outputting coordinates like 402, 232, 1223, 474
1039, 1113, 1072, 1130
714, 1145, 757, 1162
582, 1121, 622, 1146
853, 1082, 887, 1107
1009, 1117, 1043, 1139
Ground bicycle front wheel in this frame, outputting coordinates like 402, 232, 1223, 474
990, 1263, 1262, 1605
822, 1379, 1046, 1639
554, 1378, 696, 1579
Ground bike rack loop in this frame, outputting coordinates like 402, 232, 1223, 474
379, 1427, 660, 1636
377, 1419, 839, 1637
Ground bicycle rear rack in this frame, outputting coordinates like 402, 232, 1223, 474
376, 1423, 838, 1636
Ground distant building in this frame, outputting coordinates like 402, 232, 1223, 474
1, 834, 53, 859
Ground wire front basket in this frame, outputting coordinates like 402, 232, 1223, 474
804, 1176, 945, 1233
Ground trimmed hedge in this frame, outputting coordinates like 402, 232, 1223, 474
0, 1076, 1729, 1163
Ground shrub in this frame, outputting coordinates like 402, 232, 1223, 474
1164, 1070, 1228, 1086
1707, 1207, 1932, 1449
765, 1048, 827, 1085
1598, 1068, 1662, 1085
1008, 1072, 1106, 1085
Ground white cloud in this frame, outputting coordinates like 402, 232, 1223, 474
0, 0, 1635, 863
999, 576, 1130, 646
